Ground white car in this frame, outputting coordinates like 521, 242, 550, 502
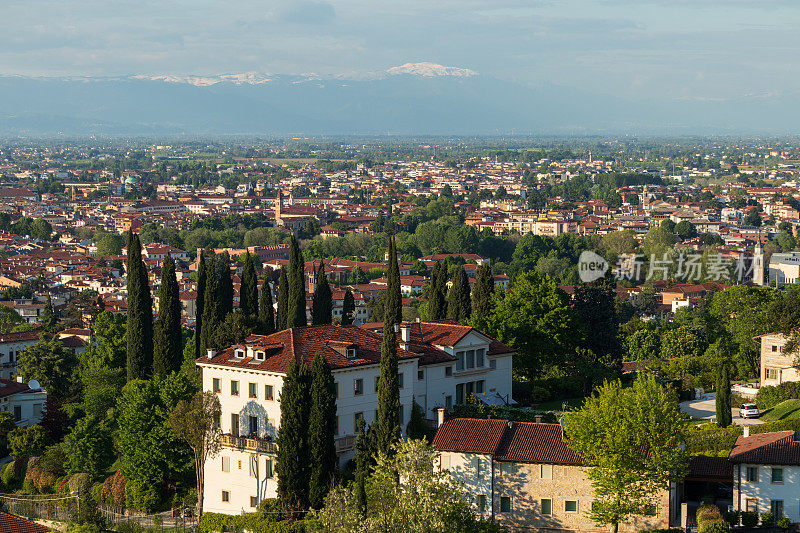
739, 403, 760, 419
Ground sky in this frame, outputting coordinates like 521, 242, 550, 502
2, 0, 799, 101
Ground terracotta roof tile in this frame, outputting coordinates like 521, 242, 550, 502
432, 418, 509, 455
687, 456, 733, 481
0, 510, 50, 532
495, 422, 583, 465
729, 431, 800, 465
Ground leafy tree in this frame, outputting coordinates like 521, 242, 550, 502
317, 439, 498, 533
744, 209, 762, 227
642, 226, 676, 258
776, 231, 797, 252
258, 279, 275, 335
0, 411, 16, 457
94, 232, 123, 257
572, 276, 621, 391
471, 264, 494, 322
660, 219, 676, 234
18, 337, 77, 403
601, 230, 638, 256
341, 289, 355, 326
276, 266, 289, 331
61, 416, 115, 478
168, 391, 222, 516
213, 311, 253, 348
240, 252, 259, 318
308, 354, 337, 509
624, 329, 661, 369
8, 425, 50, 457
0, 305, 25, 333
565, 377, 689, 533
276, 356, 310, 512
153, 254, 182, 377
312, 262, 333, 325
125, 231, 153, 381
674, 221, 698, 239
482, 271, 581, 380
662, 325, 708, 360
446, 266, 471, 322
81, 365, 125, 421
287, 237, 307, 328
376, 319, 400, 455
348, 266, 368, 285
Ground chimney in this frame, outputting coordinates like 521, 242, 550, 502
400, 323, 411, 343
394, 323, 399, 333
436, 408, 445, 428
743, 426, 750, 438
16, 376, 22, 383
206, 348, 217, 360
534, 415, 542, 423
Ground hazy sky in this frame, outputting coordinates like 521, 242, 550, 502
2, 0, 799, 100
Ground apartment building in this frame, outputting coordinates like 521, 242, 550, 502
434, 418, 672, 532
197, 321, 514, 514
757, 333, 800, 387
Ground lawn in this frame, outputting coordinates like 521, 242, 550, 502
760, 399, 800, 422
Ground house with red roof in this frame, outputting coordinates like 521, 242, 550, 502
433, 418, 672, 532
197, 320, 514, 515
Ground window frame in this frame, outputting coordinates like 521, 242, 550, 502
541, 498, 552, 515
248, 382, 257, 399
500, 496, 511, 513
746, 466, 759, 483
213, 378, 221, 393
221, 490, 230, 503
565, 500, 578, 512
354, 378, 364, 396
541, 464, 553, 480
264, 384, 274, 401
231, 380, 240, 396
771, 467, 784, 484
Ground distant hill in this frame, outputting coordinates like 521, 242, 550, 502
0, 72, 797, 135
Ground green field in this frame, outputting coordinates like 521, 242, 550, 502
760, 399, 800, 422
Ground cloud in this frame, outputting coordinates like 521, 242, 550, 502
267, 1, 336, 25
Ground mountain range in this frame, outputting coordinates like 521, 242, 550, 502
0, 63, 797, 136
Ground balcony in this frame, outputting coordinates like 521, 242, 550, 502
220, 433, 277, 454
335, 434, 357, 453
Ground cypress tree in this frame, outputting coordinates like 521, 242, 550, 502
471, 263, 495, 320
258, 279, 275, 335
406, 398, 428, 441
376, 318, 400, 454
276, 266, 289, 331
216, 251, 234, 317
41, 295, 56, 332
194, 251, 206, 359
447, 265, 472, 322
353, 417, 375, 516
311, 261, 333, 325
716, 362, 732, 427
200, 254, 220, 353
287, 237, 307, 327
153, 253, 182, 377
308, 353, 337, 509
341, 289, 355, 326
385, 236, 402, 324
240, 251, 258, 318
125, 231, 153, 381
429, 261, 448, 321
276, 356, 310, 512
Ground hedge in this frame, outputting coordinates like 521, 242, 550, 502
197, 512, 321, 533
756, 382, 800, 410
450, 404, 557, 423
687, 418, 800, 456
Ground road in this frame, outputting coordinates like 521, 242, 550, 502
680, 393, 763, 426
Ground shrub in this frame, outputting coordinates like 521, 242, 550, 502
89, 483, 103, 505
124, 479, 160, 512
528, 386, 552, 403
697, 504, 723, 528
724, 510, 740, 526
741, 511, 759, 528
777, 516, 792, 530
757, 381, 800, 409
100, 470, 127, 507
197, 512, 321, 533
761, 512, 775, 528
699, 522, 730, 533
0, 462, 14, 487
69, 473, 92, 495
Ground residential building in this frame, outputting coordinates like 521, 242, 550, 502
757, 333, 800, 387
433, 418, 673, 532
730, 429, 800, 519
198, 321, 514, 514
0, 377, 47, 426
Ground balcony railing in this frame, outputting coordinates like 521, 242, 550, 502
220, 433, 277, 454
221, 433, 358, 454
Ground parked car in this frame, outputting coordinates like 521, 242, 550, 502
739, 403, 760, 419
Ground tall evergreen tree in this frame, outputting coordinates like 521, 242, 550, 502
385, 236, 402, 324
200, 254, 220, 353
125, 231, 153, 381
287, 237, 307, 327
153, 254, 182, 377
40, 295, 56, 332
240, 251, 258, 318
716, 361, 732, 427
353, 417, 375, 515
341, 289, 355, 326
406, 399, 428, 441
428, 261, 448, 321
276, 356, 310, 512
194, 251, 207, 359
376, 319, 400, 454
447, 265, 472, 322
311, 261, 333, 325
258, 279, 275, 335
276, 266, 289, 331
471, 263, 495, 320
216, 251, 234, 317
308, 353, 337, 509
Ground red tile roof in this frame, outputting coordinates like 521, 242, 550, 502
0, 378, 34, 398
0, 510, 50, 532
432, 418, 510, 455
729, 431, 800, 465
687, 456, 733, 481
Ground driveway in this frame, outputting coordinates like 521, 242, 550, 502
680, 393, 764, 426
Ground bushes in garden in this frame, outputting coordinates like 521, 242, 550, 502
198, 511, 321, 533
450, 404, 557, 423
100, 470, 128, 508
740, 511, 759, 528
756, 381, 800, 410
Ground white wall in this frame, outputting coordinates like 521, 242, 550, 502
736, 464, 800, 518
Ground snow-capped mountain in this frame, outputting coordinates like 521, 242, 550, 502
386, 62, 478, 78
133, 73, 275, 87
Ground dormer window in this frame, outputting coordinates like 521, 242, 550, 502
255, 351, 265, 361
234, 349, 245, 359
346, 348, 357, 360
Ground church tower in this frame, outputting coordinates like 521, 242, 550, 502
275, 190, 283, 226
753, 240, 765, 285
